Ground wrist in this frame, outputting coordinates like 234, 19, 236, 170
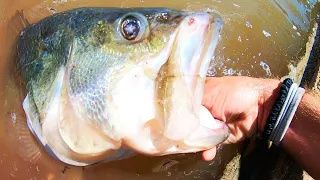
257, 78, 282, 133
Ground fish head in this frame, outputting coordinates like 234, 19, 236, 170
18, 8, 229, 166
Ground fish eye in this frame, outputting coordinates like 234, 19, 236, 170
116, 13, 149, 43
120, 16, 141, 41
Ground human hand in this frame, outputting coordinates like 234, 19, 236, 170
201, 76, 281, 161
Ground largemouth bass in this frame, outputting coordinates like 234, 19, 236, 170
16, 7, 229, 166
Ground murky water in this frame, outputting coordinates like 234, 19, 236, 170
0, 0, 319, 179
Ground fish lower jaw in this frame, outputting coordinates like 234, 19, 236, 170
122, 106, 229, 156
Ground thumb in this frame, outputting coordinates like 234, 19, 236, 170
202, 146, 217, 161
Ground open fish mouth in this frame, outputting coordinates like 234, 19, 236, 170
18, 8, 229, 166
120, 12, 229, 154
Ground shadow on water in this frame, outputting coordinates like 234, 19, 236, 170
0, 0, 319, 179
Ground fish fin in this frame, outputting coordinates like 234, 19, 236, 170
6, 10, 30, 54
6, 10, 30, 41
5, 10, 38, 103
4, 110, 42, 164
14, 10, 30, 28
3, 12, 44, 164
6, 10, 30, 89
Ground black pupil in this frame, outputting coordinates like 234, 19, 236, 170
121, 17, 140, 40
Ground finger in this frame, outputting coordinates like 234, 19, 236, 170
184, 106, 229, 147
202, 147, 217, 161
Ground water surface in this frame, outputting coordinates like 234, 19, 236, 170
0, 0, 319, 179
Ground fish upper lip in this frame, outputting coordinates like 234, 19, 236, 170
206, 11, 223, 25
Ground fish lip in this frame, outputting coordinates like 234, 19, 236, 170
212, 15, 223, 36
155, 12, 224, 142
189, 11, 223, 78
206, 12, 224, 39
203, 12, 223, 62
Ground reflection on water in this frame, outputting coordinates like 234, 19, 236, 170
0, 0, 319, 179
